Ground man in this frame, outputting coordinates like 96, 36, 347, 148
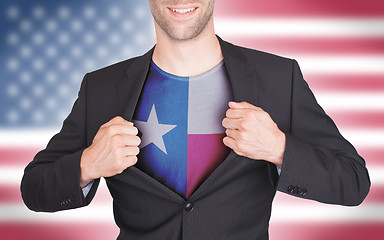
21, 0, 370, 239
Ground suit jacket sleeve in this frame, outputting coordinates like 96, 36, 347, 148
276, 59, 370, 206
20, 74, 100, 212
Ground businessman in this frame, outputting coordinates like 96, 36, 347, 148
21, 0, 371, 239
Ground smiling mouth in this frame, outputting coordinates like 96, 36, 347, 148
168, 7, 198, 16
170, 7, 196, 14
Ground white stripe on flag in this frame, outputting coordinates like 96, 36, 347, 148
0, 128, 59, 147
339, 129, 384, 148
1, 129, 383, 149
271, 203, 384, 223
0, 204, 114, 223
295, 55, 384, 74
215, 18, 384, 37
315, 92, 384, 112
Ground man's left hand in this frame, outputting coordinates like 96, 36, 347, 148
222, 101, 285, 168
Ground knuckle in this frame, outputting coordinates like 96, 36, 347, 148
107, 125, 118, 135
237, 143, 245, 152
238, 131, 247, 140
112, 148, 121, 159
111, 134, 122, 144
244, 111, 254, 119
113, 116, 124, 122
258, 111, 270, 121
239, 120, 249, 130
233, 141, 241, 151
116, 158, 125, 169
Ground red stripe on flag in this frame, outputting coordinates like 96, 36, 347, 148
0, 222, 383, 240
215, 0, 384, 17
358, 148, 384, 166
0, 223, 119, 240
0, 147, 40, 166
327, 111, 384, 128
0, 185, 22, 203
305, 74, 384, 92
226, 37, 384, 55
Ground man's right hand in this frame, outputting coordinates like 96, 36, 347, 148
80, 116, 141, 188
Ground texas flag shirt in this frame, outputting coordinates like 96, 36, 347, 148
133, 60, 233, 199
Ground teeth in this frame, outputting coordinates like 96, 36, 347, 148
172, 8, 196, 14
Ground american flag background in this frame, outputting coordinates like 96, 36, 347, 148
0, 0, 383, 239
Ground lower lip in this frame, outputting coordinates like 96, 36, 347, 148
168, 8, 198, 18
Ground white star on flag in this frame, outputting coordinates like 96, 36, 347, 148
133, 104, 177, 155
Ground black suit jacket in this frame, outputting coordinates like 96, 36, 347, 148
21, 37, 370, 240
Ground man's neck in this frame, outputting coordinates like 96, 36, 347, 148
152, 22, 223, 77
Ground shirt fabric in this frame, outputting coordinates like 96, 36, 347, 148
132, 60, 233, 199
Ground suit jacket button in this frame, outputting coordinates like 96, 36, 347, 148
298, 188, 307, 196
185, 203, 194, 212
287, 185, 295, 194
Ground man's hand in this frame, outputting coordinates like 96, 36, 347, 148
80, 116, 141, 188
222, 102, 285, 168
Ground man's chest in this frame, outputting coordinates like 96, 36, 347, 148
132, 61, 233, 199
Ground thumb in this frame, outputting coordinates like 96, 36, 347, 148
228, 101, 258, 110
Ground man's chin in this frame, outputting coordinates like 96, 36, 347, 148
165, 26, 208, 42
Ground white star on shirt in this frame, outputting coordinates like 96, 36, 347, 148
133, 104, 177, 155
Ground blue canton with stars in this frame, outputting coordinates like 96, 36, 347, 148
0, 0, 154, 128
133, 62, 189, 197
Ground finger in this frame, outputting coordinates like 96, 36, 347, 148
104, 124, 139, 136
103, 116, 126, 127
229, 101, 262, 110
223, 136, 239, 151
121, 155, 138, 169
223, 136, 246, 157
110, 134, 140, 149
103, 116, 134, 128
225, 128, 240, 140
119, 135, 141, 147
122, 146, 140, 156
125, 155, 138, 166
114, 146, 140, 159
226, 108, 248, 119
222, 118, 241, 130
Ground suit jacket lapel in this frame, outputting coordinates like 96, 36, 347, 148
117, 47, 154, 122
218, 36, 259, 106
